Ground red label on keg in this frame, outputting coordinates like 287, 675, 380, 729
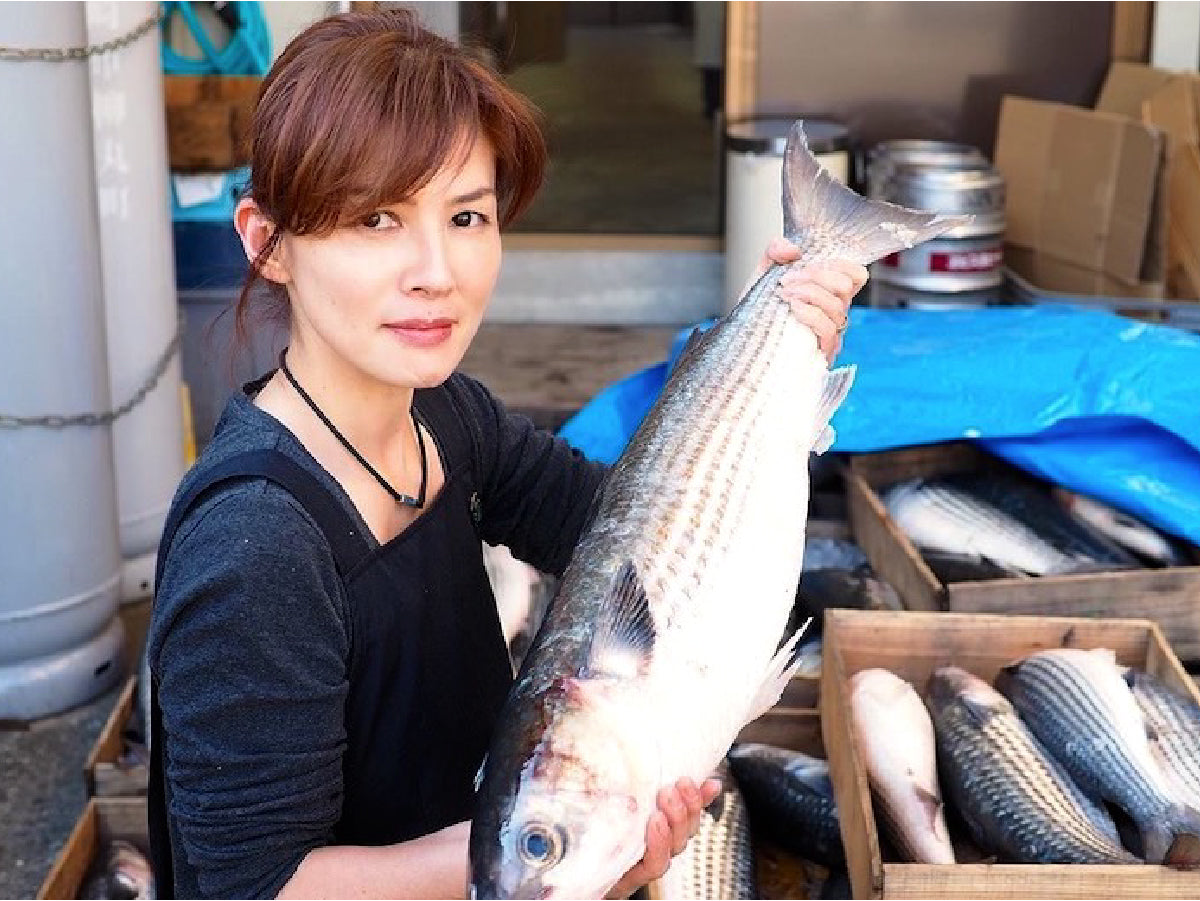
930, 249, 1003, 272
880, 253, 900, 267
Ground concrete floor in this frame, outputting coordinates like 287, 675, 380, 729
0, 682, 123, 898
1, 602, 149, 898
506, 25, 720, 235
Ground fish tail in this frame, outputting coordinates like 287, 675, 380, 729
782, 120, 970, 265
1143, 803, 1200, 866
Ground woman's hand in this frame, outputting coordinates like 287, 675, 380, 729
746, 238, 869, 364
605, 777, 723, 899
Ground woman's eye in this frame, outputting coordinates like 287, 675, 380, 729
362, 211, 397, 230
451, 211, 488, 228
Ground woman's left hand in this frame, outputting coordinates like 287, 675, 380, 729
750, 238, 869, 364
605, 777, 722, 899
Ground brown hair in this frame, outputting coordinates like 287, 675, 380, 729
232, 7, 546, 348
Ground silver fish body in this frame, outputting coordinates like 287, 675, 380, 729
468, 121, 966, 899
850, 668, 955, 864
999, 647, 1200, 866
1055, 489, 1185, 566
726, 741, 843, 868
657, 761, 757, 900
927, 667, 1136, 864
884, 480, 1086, 576
1126, 668, 1200, 809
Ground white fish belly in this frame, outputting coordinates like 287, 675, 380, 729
635, 321, 826, 781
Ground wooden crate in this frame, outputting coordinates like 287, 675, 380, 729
84, 677, 147, 797
845, 442, 1200, 660
820, 608, 1200, 899
164, 74, 261, 171
38, 797, 148, 900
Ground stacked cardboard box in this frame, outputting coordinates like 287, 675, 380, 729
1141, 68, 1200, 300
994, 64, 1167, 299
995, 62, 1200, 303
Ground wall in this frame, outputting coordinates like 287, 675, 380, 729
752, 1, 1115, 155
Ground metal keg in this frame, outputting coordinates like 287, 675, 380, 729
874, 167, 1006, 293
724, 118, 851, 312
866, 139, 1005, 302
867, 139, 988, 200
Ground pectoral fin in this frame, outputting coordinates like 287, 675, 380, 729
810, 366, 855, 454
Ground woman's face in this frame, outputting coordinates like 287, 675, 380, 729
276, 135, 502, 390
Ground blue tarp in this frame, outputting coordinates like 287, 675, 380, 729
558, 305, 1200, 544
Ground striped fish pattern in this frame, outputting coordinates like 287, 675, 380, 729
928, 667, 1136, 864
1126, 668, 1200, 810
884, 480, 1087, 576
468, 121, 967, 899
657, 761, 757, 900
999, 648, 1200, 866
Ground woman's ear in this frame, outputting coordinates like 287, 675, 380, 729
234, 197, 288, 284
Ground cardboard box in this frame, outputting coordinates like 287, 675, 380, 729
84, 677, 147, 798
1144, 73, 1200, 300
38, 797, 149, 900
994, 95, 1162, 286
844, 443, 1200, 660
820, 609, 1200, 899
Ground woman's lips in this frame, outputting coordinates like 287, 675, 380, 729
384, 319, 454, 347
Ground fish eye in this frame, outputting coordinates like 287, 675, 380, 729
517, 823, 565, 867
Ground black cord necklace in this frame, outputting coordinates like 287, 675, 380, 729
278, 348, 427, 509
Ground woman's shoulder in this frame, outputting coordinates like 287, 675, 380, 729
162, 392, 352, 583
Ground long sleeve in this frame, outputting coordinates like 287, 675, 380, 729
148, 480, 352, 899
441, 373, 608, 576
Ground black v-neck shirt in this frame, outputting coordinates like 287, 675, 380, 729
147, 372, 605, 898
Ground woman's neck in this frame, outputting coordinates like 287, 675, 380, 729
269, 338, 415, 463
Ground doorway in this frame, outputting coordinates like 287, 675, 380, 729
462, 2, 725, 236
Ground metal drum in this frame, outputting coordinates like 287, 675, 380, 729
724, 118, 851, 312
866, 139, 988, 200
867, 141, 1006, 305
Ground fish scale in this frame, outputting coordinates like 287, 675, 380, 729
1000, 648, 1200, 865
468, 121, 968, 899
928, 667, 1135, 864
1127, 670, 1200, 809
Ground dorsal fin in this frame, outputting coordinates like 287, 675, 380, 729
587, 561, 656, 679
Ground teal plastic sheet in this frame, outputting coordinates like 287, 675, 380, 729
558, 306, 1200, 544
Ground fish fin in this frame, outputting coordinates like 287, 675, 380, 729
474, 754, 487, 792
587, 561, 656, 679
743, 619, 813, 725
674, 324, 715, 371
1165, 833, 1200, 870
913, 784, 944, 832
782, 120, 971, 264
958, 694, 999, 729
705, 789, 726, 822
1142, 803, 1200, 865
810, 366, 855, 455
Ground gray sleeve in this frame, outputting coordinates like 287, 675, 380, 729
444, 374, 608, 576
149, 480, 351, 899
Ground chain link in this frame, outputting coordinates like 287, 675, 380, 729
0, 6, 163, 62
0, 310, 184, 429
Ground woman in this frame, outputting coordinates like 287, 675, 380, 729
147, 8, 865, 899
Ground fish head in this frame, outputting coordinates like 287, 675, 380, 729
470, 676, 656, 899
927, 666, 1011, 725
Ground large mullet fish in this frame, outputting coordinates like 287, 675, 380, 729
468, 121, 966, 899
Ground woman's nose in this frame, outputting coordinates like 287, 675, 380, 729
404, 226, 454, 297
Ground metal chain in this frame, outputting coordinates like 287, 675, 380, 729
0, 7, 163, 62
0, 310, 184, 429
